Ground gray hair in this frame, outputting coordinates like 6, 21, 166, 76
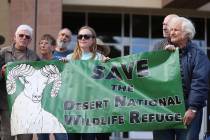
180, 17, 196, 40
58, 28, 72, 37
170, 17, 195, 40
15, 24, 33, 37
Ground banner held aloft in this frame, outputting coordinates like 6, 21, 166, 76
6, 49, 186, 135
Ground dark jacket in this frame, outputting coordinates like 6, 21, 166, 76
181, 42, 209, 110
152, 41, 209, 110
0, 44, 39, 110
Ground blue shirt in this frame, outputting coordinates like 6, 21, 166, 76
53, 50, 72, 60
66, 52, 103, 60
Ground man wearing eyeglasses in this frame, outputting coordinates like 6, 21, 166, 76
0, 24, 39, 140
53, 28, 72, 60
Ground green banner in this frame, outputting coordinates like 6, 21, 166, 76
6, 49, 186, 135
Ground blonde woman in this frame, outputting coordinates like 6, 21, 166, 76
66, 26, 107, 61
66, 26, 109, 140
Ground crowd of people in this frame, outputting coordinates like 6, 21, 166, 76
0, 14, 209, 140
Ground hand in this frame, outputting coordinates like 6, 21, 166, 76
164, 45, 176, 51
1, 64, 6, 78
102, 56, 110, 63
59, 57, 69, 63
183, 109, 196, 125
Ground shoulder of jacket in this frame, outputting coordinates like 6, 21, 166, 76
190, 44, 205, 56
27, 49, 39, 59
1, 46, 12, 51
27, 49, 36, 56
0, 46, 12, 55
153, 39, 168, 50
187, 44, 208, 65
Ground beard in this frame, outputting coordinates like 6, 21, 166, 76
57, 40, 70, 49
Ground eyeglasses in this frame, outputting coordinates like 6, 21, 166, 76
18, 34, 31, 40
39, 41, 49, 46
77, 34, 95, 40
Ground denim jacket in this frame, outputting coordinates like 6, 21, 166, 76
180, 41, 210, 110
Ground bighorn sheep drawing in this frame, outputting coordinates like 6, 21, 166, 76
6, 64, 66, 135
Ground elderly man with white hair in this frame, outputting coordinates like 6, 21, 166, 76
152, 14, 178, 51
53, 28, 72, 60
0, 24, 39, 140
153, 17, 210, 140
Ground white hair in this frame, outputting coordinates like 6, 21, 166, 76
180, 17, 196, 40
169, 17, 195, 40
15, 24, 33, 37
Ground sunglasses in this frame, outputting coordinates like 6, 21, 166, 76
77, 34, 95, 40
18, 34, 31, 39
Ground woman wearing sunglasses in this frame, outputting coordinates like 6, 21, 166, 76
66, 26, 107, 61
66, 26, 109, 140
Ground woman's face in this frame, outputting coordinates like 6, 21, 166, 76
77, 29, 94, 51
170, 20, 186, 47
39, 39, 53, 55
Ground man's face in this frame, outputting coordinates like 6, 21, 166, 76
170, 20, 184, 46
57, 29, 71, 49
162, 17, 171, 38
14, 30, 31, 50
